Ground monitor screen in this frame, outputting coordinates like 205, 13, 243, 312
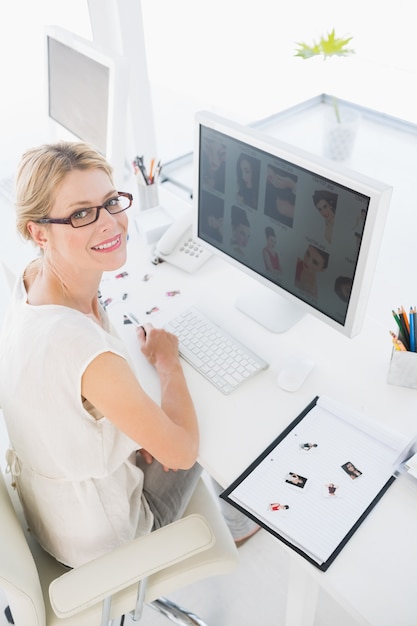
46, 26, 128, 184
194, 111, 392, 337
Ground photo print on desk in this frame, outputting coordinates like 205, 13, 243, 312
269, 502, 290, 513
323, 482, 343, 498
285, 471, 308, 490
299, 442, 318, 452
341, 461, 362, 479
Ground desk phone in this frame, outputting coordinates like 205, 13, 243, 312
151, 209, 211, 273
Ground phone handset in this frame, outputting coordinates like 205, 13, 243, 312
151, 209, 211, 273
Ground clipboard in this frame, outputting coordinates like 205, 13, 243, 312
221, 396, 412, 571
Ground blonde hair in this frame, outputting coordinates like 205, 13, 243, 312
15, 141, 113, 241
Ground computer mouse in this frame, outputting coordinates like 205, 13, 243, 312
277, 357, 315, 392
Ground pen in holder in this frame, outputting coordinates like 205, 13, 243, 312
388, 306, 417, 389
137, 183, 159, 211
387, 350, 417, 389
133, 155, 162, 211
134, 176, 172, 243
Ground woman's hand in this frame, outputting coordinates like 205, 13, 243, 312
137, 448, 177, 472
267, 166, 296, 190
136, 324, 181, 375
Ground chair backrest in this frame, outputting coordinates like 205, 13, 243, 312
0, 470, 46, 625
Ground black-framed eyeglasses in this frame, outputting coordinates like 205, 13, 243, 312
37, 192, 133, 228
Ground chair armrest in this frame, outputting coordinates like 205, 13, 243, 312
49, 513, 214, 619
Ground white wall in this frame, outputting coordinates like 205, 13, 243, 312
141, 0, 417, 121
1, 0, 416, 167
0, 1, 90, 168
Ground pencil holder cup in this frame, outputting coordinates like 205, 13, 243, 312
387, 350, 417, 389
137, 184, 159, 211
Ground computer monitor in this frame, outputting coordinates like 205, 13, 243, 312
193, 111, 392, 337
45, 26, 128, 185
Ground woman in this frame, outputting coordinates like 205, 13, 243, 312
236, 153, 259, 209
230, 205, 250, 260
0, 142, 258, 568
294, 244, 329, 298
201, 137, 226, 192
262, 226, 281, 275
312, 190, 337, 244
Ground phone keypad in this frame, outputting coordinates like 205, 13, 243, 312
180, 237, 205, 258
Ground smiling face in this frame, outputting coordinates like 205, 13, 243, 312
28, 167, 128, 276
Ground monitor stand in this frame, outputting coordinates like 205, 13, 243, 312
235, 286, 305, 333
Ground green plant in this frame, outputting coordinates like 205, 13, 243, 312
294, 29, 355, 123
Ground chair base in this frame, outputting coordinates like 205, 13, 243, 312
148, 597, 208, 626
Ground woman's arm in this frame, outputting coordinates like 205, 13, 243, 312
81, 325, 199, 470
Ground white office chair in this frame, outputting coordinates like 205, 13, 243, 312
0, 465, 238, 626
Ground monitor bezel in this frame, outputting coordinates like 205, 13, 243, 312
193, 110, 392, 337
45, 25, 128, 185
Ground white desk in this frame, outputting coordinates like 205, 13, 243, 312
103, 98, 417, 626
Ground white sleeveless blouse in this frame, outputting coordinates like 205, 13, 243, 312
0, 276, 153, 567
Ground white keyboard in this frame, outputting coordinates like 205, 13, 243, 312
166, 307, 268, 394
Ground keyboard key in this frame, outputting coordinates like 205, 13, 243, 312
165, 307, 268, 394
